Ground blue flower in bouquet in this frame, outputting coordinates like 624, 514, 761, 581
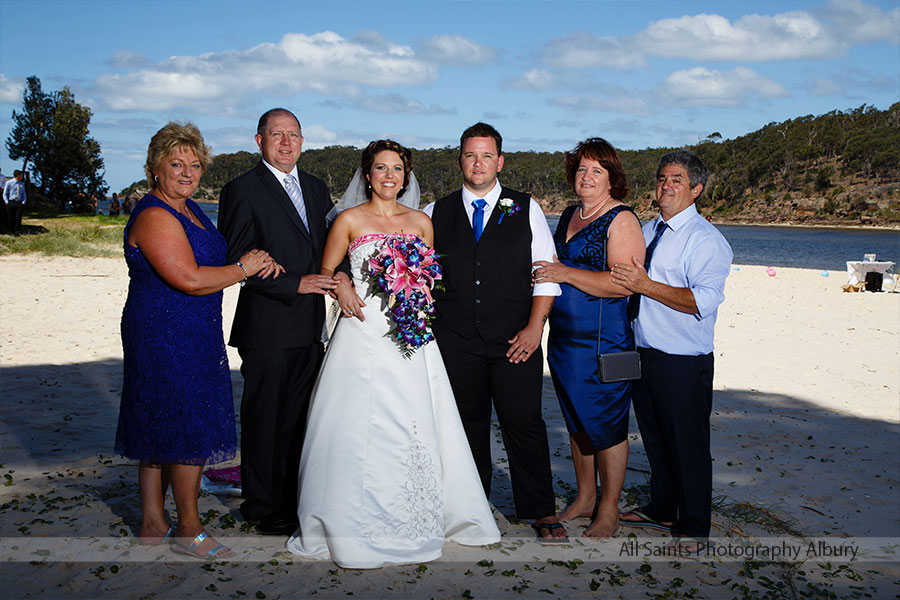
367, 234, 443, 356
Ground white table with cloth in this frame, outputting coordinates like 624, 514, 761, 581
846, 260, 896, 291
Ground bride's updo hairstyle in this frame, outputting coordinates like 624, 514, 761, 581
360, 139, 412, 200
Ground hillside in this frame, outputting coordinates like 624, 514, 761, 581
122, 103, 900, 226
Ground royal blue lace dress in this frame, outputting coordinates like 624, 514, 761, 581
547, 204, 635, 451
115, 194, 236, 465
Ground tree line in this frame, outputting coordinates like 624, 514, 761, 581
197, 102, 899, 217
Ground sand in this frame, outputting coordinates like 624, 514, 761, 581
1, 256, 898, 599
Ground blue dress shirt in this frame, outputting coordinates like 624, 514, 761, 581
633, 203, 732, 355
3, 179, 26, 204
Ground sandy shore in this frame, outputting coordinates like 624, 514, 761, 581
1, 256, 898, 598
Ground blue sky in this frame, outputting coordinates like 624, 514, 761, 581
1, 0, 897, 192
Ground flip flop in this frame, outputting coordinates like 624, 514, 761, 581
171, 531, 234, 560
533, 522, 570, 545
139, 524, 175, 546
618, 509, 671, 532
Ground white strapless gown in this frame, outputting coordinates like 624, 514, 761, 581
287, 234, 500, 568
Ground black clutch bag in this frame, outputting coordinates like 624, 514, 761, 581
597, 298, 641, 383
598, 349, 641, 382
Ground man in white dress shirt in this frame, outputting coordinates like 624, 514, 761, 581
425, 122, 568, 543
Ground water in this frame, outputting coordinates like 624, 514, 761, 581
97, 198, 219, 224
543, 214, 899, 272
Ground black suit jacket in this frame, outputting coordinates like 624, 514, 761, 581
219, 161, 331, 349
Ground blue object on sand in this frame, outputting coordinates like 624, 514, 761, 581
821, 270, 829, 277
733, 266, 740, 271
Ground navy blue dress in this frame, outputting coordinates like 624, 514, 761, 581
115, 194, 236, 465
547, 204, 635, 451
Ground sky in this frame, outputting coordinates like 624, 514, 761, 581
0, 0, 898, 193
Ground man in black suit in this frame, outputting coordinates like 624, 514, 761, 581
219, 108, 345, 536
424, 123, 567, 542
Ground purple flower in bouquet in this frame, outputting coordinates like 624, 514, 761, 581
367, 234, 443, 356
497, 197, 521, 224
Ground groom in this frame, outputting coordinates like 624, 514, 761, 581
425, 122, 567, 542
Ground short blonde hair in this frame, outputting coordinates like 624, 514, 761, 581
144, 122, 211, 184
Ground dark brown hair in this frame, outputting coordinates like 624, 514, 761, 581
459, 122, 502, 156
360, 139, 412, 199
564, 137, 629, 201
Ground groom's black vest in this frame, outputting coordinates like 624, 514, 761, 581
431, 187, 533, 342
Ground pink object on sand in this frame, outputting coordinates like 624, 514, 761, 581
766, 267, 776, 277
204, 465, 241, 485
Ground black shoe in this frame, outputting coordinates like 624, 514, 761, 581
254, 515, 297, 536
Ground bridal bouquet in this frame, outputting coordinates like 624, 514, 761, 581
367, 235, 443, 356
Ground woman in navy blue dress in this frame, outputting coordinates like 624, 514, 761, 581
116, 122, 279, 559
533, 138, 645, 537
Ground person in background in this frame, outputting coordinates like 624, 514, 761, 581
611, 149, 732, 554
116, 121, 280, 560
109, 192, 121, 216
3, 170, 27, 236
533, 137, 645, 537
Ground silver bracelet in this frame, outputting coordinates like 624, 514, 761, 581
236, 262, 249, 281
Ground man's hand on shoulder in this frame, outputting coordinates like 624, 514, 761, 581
298, 274, 339, 295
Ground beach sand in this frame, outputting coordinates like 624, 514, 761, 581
1, 256, 898, 598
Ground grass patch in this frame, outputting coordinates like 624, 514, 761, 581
0, 209, 125, 257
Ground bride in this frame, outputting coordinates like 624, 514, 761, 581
287, 140, 500, 568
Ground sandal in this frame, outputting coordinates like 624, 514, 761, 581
618, 508, 672, 532
171, 531, 234, 560
139, 524, 175, 546
533, 521, 570, 545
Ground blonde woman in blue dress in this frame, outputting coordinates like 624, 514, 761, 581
287, 140, 500, 568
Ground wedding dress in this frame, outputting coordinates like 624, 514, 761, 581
287, 233, 500, 568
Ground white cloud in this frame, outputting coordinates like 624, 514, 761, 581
825, 0, 900, 43
501, 68, 556, 91
93, 31, 437, 111
638, 11, 842, 60
419, 35, 496, 65
807, 67, 899, 98
356, 94, 455, 115
0, 75, 24, 105
549, 87, 651, 116
107, 51, 152, 69
808, 77, 843, 97
657, 67, 788, 107
542, 32, 646, 69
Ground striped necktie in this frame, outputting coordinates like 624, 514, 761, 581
284, 175, 309, 231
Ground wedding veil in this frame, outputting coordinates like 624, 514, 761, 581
326, 168, 422, 226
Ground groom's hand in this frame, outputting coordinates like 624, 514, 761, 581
507, 324, 542, 364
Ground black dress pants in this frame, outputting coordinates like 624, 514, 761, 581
632, 347, 714, 538
434, 325, 556, 520
7, 200, 23, 235
237, 344, 323, 523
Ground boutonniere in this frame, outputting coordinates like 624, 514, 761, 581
497, 198, 521, 224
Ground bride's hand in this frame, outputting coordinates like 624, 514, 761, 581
335, 280, 366, 321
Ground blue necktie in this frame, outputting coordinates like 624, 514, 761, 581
628, 220, 668, 321
284, 175, 309, 232
472, 198, 486, 241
